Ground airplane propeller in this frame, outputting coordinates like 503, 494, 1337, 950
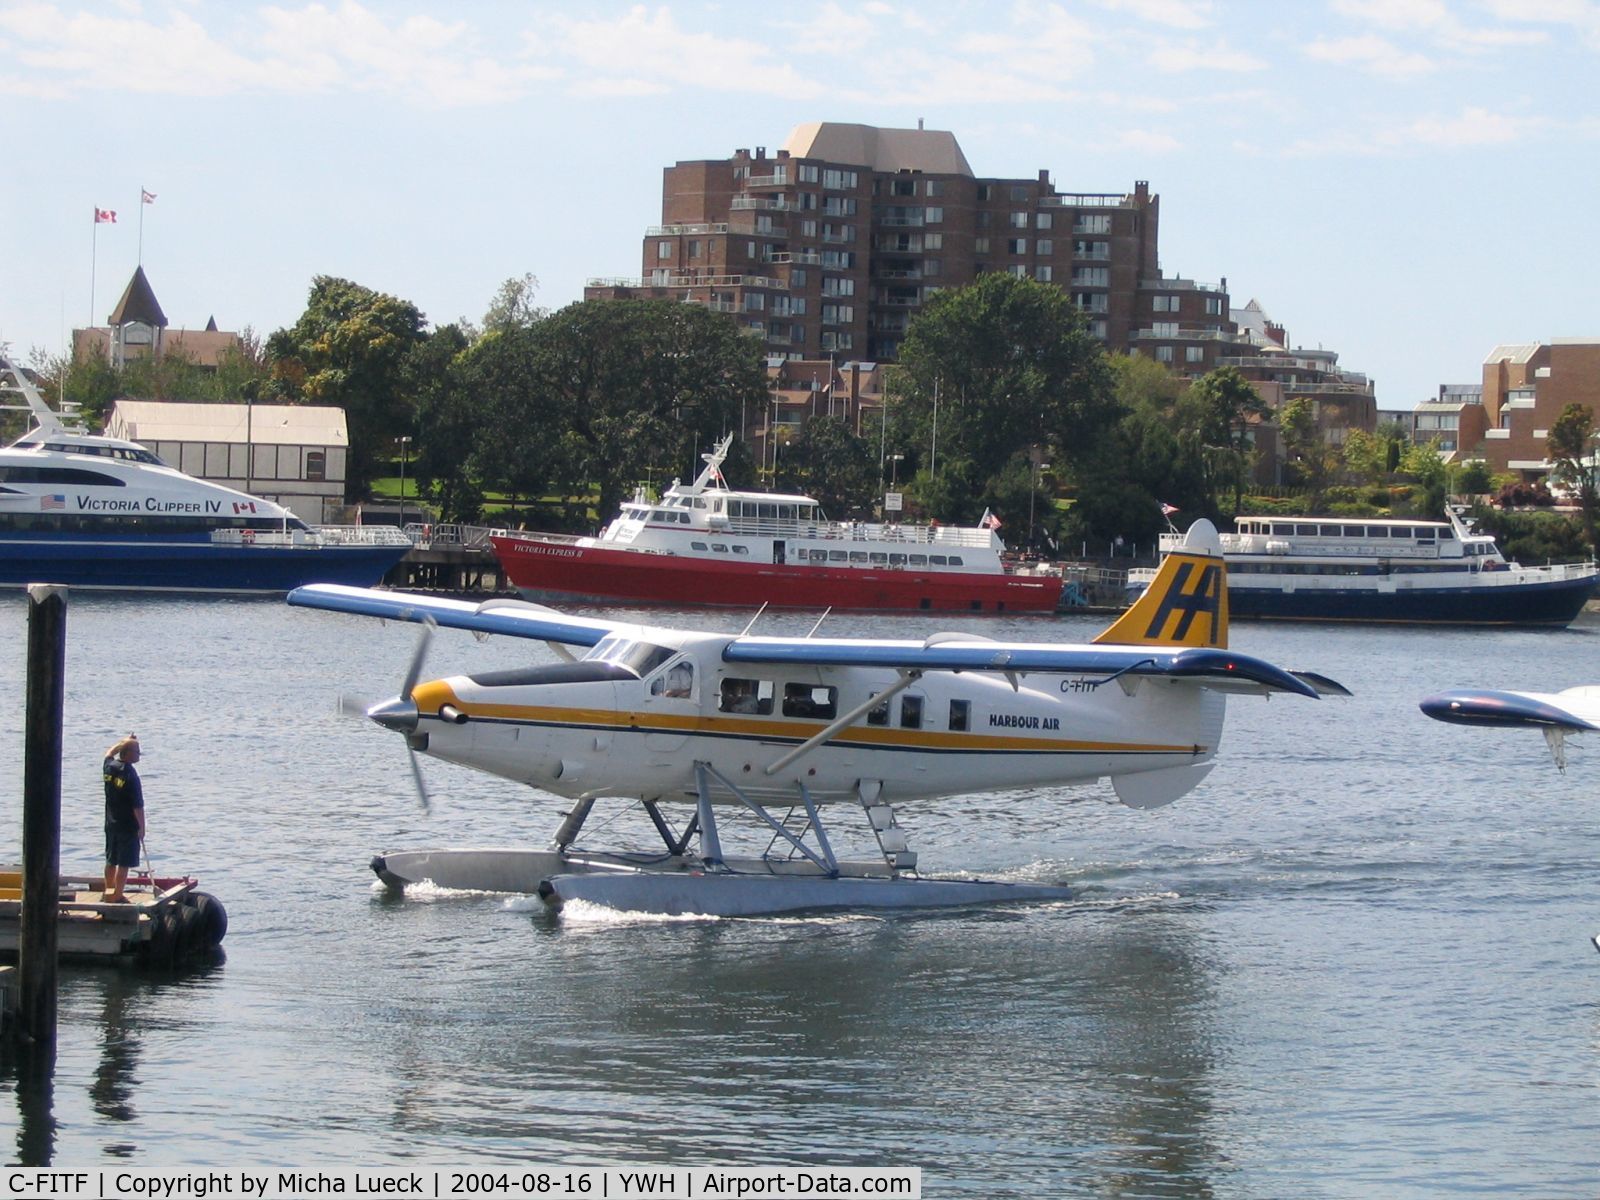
361, 618, 436, 812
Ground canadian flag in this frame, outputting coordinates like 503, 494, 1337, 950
233, 501, 257, 514
94, 208, 116, 223
141, 189, 156, 204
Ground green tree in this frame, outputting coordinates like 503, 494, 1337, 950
1399, 439, 1450, 518
1279, 397, 1338, 505
404, 323, 481, 523
775, 415, 879, 517
1174, 365, 1266, 516
887, 273, 1115, 521
1547, 401, 1598, 541
267, 276, 432, 498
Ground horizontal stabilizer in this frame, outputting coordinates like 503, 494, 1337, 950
1420, 688, 1600, 732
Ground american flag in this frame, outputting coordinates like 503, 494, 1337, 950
41, 494, 65, 510
1160, 502, 1179, 516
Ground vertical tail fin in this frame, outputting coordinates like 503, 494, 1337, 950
1094, 519, 1229, 649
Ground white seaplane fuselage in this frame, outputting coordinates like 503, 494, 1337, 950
407, 626, 1225, 811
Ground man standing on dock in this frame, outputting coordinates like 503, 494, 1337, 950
102, 735, 145, 903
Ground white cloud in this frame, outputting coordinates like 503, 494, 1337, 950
1331, 0, 1548, 50
1089, 0, 1214, 30
1384, 105, 1540, 148
0, 1, 557, 105
1148, 39, 1266, 72
1305, 34, 1437, 77
532, 6, 823, 100
1118, 127, 1182, 152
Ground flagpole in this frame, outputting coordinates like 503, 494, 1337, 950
89, 207, 97, 329
137, 188, 144, 265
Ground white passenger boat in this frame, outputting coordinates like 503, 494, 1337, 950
0, 355, 411, 593
1128, 510, 1597, 626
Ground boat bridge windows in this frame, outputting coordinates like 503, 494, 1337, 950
1239, 518, 1453, 543
0, 512, 310, 535
0, 464, 127, 486
13, 441, 164, 465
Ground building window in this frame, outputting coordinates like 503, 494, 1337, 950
974, 237, 990, 253
925, 206, 943, 223
1037, 239, 1053, 256
1035, 265, 1052, 282
821, 331, 854, 351
976, 184, 992, 201
1036, 213, 1053, 230
1074, 240, 1109, 258
745, 293, 766, 312
820, 250, 855, 268
1152, 295, 1178, 312
926, 180, 943, 197
1075, 214, 1112, 234
1007, 238, 1027, 254
924, 259, 941, 277
1205, 296, 1224, 315
1008, 265, 1028, 278
1151, 322, 1178, 337
823, 196, 857, 216
306, 450, 326, 482
756, 215, 773, 233
1010, 185, 1030, 201
1155, 346, 1174, 362
1089, 320, 1108, 338
1074, 292, 1109, 312
925, 232, 943, 250
892, 178, 916, 196
650, 268, 670, 284
1072, 266, 1109, 286
657, 241, 672, 259
799, 192, 818, 210
822, 168, 858, 189
688, 240, 701, 258
822, 277, 854, 297
802, 220, 818, 238
822, 304, 853, 324
798, 164, 819, 183
1009, 211, 1028, 229
1186, 346, 1205, 363
748, 241, 757, 258
790, 268, 807, 286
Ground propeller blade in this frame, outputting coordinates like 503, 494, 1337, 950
337, 693, 370, 718
406, 744, 432, 812
400, 618, 436, 701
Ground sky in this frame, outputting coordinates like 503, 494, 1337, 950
2, 0, 1597, 411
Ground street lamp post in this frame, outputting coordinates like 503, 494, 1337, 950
1029, 458, 1051, 550
395, 435, 412, 531
889, 453, 904, 488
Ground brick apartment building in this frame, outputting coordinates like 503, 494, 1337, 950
586, 121, 1235, 371
1472, 339, 1600, 479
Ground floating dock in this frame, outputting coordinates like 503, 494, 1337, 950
0, 869, 227, 967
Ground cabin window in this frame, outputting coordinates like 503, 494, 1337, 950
759, 503, 778, 519
909, 554, 927, 566
1319, 525, 1340, 537
732, 544, 751, 555
889, 553, 906, 565
867, 698, 889, 725
720, 677, 774, 715
711, 543, 729, 553
849, 551, 868, 563
1439, 527, 1455, 540
783, 683, 838, 720
829, 550, 848, 561
900, 694, 924, 729
948, 556, 963, 566
1366, 526, 1387, 538
691, 541, 709, 551
1295, 524, 1317, 536
649, 658, 695, 699
793, 548, 809, 561
949, 700, 970, 732
929, 555, 947, 565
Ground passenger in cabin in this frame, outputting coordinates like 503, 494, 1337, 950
101, 734, 145, 903
721, 679, 760, 713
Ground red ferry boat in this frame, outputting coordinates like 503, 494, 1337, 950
490, 437, 1063, 613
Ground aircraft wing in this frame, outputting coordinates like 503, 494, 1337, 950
286, 583, 620, 648
724, 637, 1335, 699
1419, 687, 1600, 732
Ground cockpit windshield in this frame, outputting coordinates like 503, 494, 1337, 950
581, 635, 676, 679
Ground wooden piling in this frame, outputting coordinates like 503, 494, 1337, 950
18, 583, 66, 1051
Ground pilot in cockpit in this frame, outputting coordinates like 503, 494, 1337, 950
657, 659, 694, 699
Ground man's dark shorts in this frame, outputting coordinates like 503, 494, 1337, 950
105, 827, 141, 868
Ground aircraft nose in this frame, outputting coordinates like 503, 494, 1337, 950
367, 695, 419, 734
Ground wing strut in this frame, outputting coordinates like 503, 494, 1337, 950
764, 670, 923, 776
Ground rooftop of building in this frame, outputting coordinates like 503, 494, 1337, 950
780, 122, 974, 177
108, 399, 349, 445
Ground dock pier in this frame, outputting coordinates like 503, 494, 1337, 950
382, 524, 515, 596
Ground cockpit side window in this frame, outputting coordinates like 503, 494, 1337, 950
783, 683, 838, 720
649, 657, 695, 699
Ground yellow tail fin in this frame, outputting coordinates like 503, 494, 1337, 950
1094, 519, 1229, 649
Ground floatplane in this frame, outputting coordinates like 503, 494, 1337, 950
1421, 687, 1600, 773
288, 520, 1346, 916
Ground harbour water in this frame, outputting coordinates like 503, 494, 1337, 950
2, 594, 1599, 1195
